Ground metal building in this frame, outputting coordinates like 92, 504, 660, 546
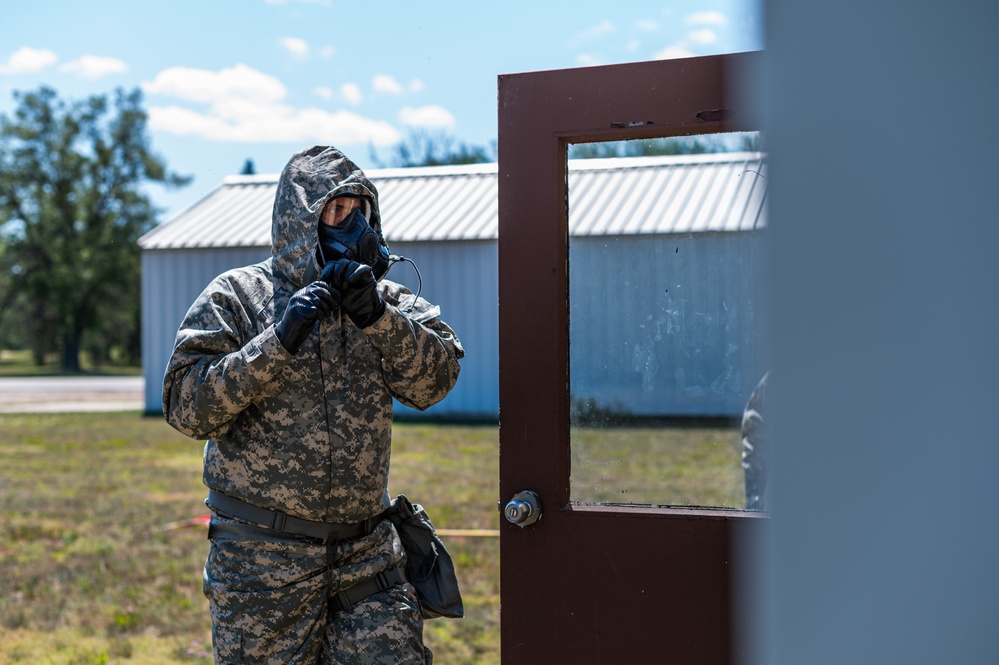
139, 152, 767, 419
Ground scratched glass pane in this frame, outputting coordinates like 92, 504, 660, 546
567, 133, 769, 510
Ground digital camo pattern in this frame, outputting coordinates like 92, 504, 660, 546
163, 145, 464, 524
205, 514, 428, 664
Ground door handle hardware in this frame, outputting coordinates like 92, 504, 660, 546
504, 490, 542, 528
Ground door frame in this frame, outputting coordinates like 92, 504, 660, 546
497, 52, 765, 664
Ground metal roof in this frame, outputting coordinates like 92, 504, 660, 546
139, 152, 767, 250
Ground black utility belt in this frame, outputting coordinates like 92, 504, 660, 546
206, 489, 382, 541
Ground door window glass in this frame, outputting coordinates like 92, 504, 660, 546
567, 133, 769, 510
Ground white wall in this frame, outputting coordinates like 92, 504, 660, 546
569, 232, 767, 418
757, 2, 999, 663
383, 240, 499, 420
141, 241, 500, 420
141, 246, 269, 415
144, 234, 762, 421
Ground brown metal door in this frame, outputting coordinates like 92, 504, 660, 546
498, 53, 765, 664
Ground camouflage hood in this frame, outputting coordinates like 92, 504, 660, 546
271, 145, 383, 288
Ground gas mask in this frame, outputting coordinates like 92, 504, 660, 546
318, 208, 391, 280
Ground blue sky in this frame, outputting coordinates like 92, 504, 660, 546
1, 0, 763, 220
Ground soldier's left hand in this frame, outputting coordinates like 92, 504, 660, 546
325, 258, 386, 328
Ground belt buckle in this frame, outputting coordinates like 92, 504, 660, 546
270, 510, 288, 532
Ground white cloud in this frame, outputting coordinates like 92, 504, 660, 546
313, 86, 333, 100
582, 19, 615, 40
688, 28, 718, 45
319, 46, 335, 59
59, 55, 126, 80
0, 46, 57, 75
576, 53, 602, 67
650, 22, 719, 61
143, 64, 399, 146
143, 64, 286, 104
409, 79, 425, 93
636, 19, 658, 32
373, 74, 404, 95
569, 19, 616, 49
398, 105, 455, 128
687, 11, 726, 26
626, 39, 641, 52
340, 82, 362, 105
280, 37, 309, 60
654, 45, 696, 60
148, 103, 400, 146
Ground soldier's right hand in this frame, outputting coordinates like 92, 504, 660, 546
274, 281, 339, 354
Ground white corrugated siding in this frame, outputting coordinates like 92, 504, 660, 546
385, 240, 498, 419
567, 153, 767, 235
141, 246, 271, 413
140, 241, 498, 419
138, 153, 767, 250
568, 232, 767, 417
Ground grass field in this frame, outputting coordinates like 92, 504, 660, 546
0, 411, 743, 663
0, 350, 142, 377
571, 424, 745, 508
0, 412, 500, 664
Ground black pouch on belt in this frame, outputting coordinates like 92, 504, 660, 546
385, 494, 464, 619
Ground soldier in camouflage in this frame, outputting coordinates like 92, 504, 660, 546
163, 145, 463, 664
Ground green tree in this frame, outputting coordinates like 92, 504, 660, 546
568, 132, 763, 159
0, 86, 189, 371
372, 130, 496, 168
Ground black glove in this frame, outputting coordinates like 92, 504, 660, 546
274, 281, 338, 354
323, 259, 386, 329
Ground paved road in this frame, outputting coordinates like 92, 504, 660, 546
0, 376, 144, 413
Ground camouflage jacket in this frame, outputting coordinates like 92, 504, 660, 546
162, 146, 464, 524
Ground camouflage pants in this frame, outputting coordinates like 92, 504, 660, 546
204, 512, 430, 664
